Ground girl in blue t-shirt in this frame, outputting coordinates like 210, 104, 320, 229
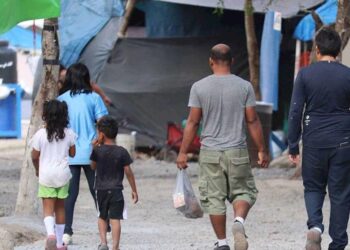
57, 63, 108, 245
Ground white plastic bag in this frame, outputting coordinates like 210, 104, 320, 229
173, 169, 203, 219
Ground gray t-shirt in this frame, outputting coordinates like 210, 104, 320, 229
189, 74, 256, 150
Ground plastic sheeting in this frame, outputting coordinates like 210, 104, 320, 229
97, 36, 249, 146
260, 11, 282, 111
138, 0, 233, 37
59, 0, 124, 67
79, 17, 122, 82
294, 0, 337, 41
32, 16, 122, 99
155, 0, 324, 18
0, 26, 42, 49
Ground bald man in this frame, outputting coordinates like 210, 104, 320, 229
177, 44, 269, 250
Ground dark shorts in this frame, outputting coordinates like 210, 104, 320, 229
96, 189, 124, 220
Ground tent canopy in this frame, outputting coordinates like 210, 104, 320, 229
0, 25, 42, 49
156, 0, 324, 18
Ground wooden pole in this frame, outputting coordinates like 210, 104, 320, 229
118, 0, 137, 37
244, 0, 261, 100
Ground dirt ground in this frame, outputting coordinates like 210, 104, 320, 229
0, 141, 349, 250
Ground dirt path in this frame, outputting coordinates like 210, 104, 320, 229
0, 149, 348, 250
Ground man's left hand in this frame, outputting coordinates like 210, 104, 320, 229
257, 151, 269, 168
176, 152, 188, 169
289, 154, 300, 165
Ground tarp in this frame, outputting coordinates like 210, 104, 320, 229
79, 17, 122, 82
155, 0, 324, 18
0, 0, 60, 34
97, 36, 249, 146
59, 0, 124, 67
32, 16, 123, 100
0, 26, 42, 49
260, 11, 282, 111
138, 0, 234, 37
294, 0, 337, 41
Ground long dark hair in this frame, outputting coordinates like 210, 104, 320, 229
60, 63, 92, 96
42, 100, 69, 142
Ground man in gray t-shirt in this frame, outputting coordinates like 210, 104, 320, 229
189, 74, 256, 150
177, 44, 269, 250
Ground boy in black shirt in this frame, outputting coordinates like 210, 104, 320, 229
91, 115, 138, 250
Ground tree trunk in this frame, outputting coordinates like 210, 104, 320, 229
15, 18, 60, 215
244, 0, 261, 100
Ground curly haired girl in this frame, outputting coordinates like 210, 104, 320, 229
31, 100, 76, 250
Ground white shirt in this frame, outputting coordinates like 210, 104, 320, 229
30, 128, 76, 187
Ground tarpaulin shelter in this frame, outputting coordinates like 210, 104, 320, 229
94, 1, 323, 146
98, 36, 249, 145
33, 0, 325, 146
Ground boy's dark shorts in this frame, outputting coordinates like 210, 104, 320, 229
96, 189, 124, 220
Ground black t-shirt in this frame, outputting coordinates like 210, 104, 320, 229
288, 61, 350, 154
90, 145, 133, 190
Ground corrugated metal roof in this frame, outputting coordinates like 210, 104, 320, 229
156, 0, 324, 18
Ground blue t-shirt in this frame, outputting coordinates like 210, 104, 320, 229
57, 91, 108, 165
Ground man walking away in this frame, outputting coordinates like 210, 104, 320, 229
288, 27, 350, 250
177, 44, 269, 250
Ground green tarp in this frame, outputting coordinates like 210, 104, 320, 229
0, 0, 60, 34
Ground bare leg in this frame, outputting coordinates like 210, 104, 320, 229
43, 198, 56, 217
110, 219, 121, 250
209, 214, 226, 239
233, 200, 250, 219
55, 199, 65, 224
232, 200, 250, 250
55, 199, 65, 247
98, 218, 108, 245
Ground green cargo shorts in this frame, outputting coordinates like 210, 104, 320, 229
198, 148, 258, 215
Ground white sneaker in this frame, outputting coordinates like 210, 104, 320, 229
62, 233, 73, 245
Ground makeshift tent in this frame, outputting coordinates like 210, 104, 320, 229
98, 36, 249, 146
33, 0, 323, 146
0, 26, 42, 49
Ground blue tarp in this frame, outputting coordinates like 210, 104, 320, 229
0, 25, 41, 49
294, 0, 337, 41
260, 11, 282, 111
59, 0, 124, 67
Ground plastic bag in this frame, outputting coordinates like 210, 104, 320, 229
173, 169, 203, 219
